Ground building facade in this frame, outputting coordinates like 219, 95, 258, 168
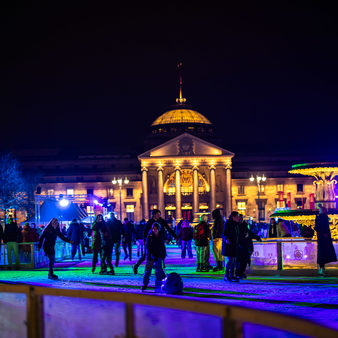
12, 94, 323, 224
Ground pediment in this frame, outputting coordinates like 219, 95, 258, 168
138, 133, 234, 159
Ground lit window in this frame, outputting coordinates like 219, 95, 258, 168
277, 184, 284, 192
126, 205, 134, 213
237, 202, 246, 214
67, 189, 74, 196
47, 189, 54, 196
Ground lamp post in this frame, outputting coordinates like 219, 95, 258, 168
112, 177, 129, 221
249, 174, 267, 223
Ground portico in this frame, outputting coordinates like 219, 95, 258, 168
138, 133, 234, 221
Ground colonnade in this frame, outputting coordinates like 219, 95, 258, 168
141, 164, 232, 220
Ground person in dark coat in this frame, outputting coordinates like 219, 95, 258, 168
193, 214, 211, 272
222, 211, 241, 282
122, 218, 135, 261
106, 213, 123, 267
91, 214, 105, 273
175, 219, 183, 247
314, 205, 337, 276
177, 220, 193, 259
21, 223, 39, 263
211, 208, 224, 272
135, 219, 146, 257
100, 220, 115, 275
82, 224, 93, 253
133, 209, 177, 275
236, 214, 262, 279
268, 218, 278, 238
4, 218, 22, 269
38, 218, 72, 279
141, 222, 166, 292
67, 219, 84, 260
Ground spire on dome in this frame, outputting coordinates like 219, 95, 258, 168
176, 62, 187, 104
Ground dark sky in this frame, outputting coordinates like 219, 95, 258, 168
1, 3, 338, 156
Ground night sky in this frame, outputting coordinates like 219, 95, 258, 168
1, 3, 338, 157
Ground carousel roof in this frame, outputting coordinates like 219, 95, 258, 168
289, 162, 338, 176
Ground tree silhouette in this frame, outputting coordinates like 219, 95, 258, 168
0, 153, 26, 222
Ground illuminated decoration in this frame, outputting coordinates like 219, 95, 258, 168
271, 162, 338, 240
289, 162, 338, 209
182, 203, 192, 210
163, 169, 209, 196
165, 204, 176, 210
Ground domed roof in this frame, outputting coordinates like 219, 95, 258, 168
151, 107, 212, 126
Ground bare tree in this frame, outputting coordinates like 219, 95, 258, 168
22, 171, 42, 220
0, 153, 26, 222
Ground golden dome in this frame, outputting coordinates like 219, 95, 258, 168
151, 108, 212, 126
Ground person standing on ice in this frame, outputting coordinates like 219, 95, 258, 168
91, 214, 105, 273
211, 208, 224, 272
177, 219, 193, 259
141, 223, 166, 292
236, 214, 262, 279
38, 218, 72, 280
133, 209, 177, 275
222, 211, 240, 282
315, 204, 337, 276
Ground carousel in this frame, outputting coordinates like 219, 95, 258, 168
271, 162, 338, 240
249, 163, 338, 272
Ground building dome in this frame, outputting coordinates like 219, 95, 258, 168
151, 107, 212, 126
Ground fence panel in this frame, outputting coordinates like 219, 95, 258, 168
0, 292, 27, 338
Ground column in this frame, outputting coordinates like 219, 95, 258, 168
141, 167, 149, 220
224, 164, 232, 218
175, 166, 182, 220
209, 165, 216, 212
193, 166, 199, 221
157, 166, 165, 216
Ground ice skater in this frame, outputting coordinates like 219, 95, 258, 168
133, 209, 176, 275
37, 218, 73, 280
141, 223, 166, 292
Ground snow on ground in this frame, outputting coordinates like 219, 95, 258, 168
0, 245, 337, 331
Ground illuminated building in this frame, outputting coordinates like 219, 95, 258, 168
10, 80, 336, 224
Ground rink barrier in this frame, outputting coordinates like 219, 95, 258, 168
0, 283, 337, 338
0, 241, 73, 268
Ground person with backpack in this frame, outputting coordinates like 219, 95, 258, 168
193, 214, 211, 272
177, 219, 193, 259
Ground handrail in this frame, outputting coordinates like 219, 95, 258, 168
0, 283, 336, 338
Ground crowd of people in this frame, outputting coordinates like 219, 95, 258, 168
0, 205, 336, 285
